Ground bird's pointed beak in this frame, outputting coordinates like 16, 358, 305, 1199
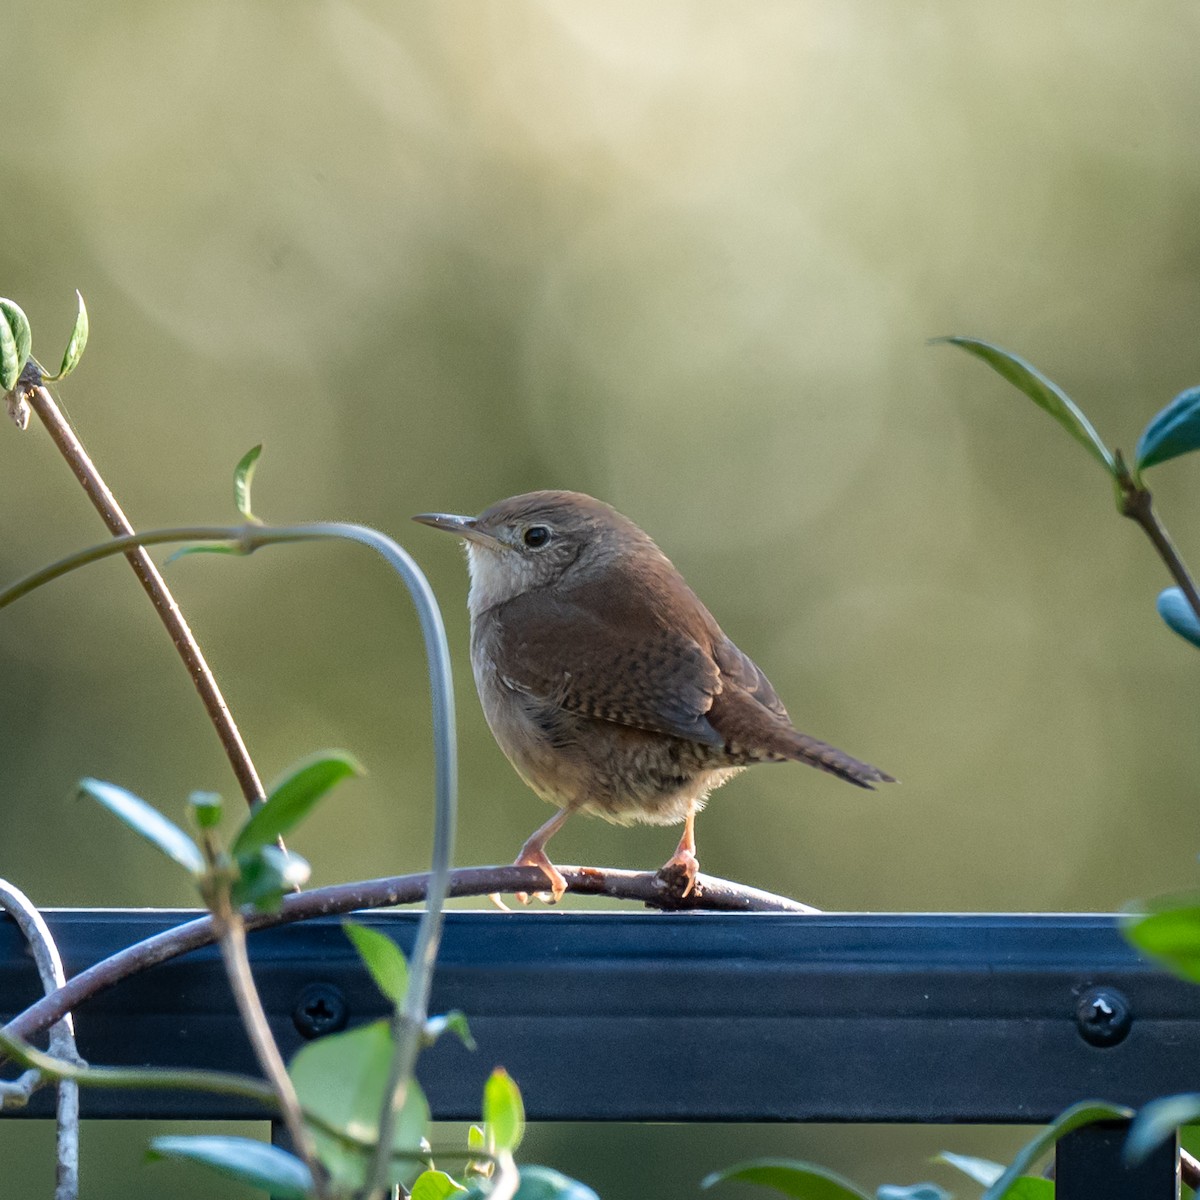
412, 511, 507, 551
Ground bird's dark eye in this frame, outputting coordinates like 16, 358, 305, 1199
523, 525, 551, 548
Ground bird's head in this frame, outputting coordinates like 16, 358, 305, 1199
413, 490, 656, 614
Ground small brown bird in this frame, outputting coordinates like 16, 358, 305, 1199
414, 491, 893, 902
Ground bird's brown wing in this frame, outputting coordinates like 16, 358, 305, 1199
487, 585, 727, 747
711, 635, 790, 722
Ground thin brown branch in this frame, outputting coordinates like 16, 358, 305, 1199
214, 913, 325, 1194
2, 866, 815, 1047
19, 374, 265, 807
1115, 457, 1200, 624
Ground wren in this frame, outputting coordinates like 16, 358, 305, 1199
414, 491, 893, 902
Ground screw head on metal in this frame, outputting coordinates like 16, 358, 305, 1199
292, 982, 349, 1039
1074, 985, 1132, 1047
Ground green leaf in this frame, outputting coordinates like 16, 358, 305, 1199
483, 1068, 525, 1155
877, 1187, 949, 1200
46, 290, 88, 381
0, 310, 17, 394
231, 750, 362, 860
344, 921, 410, 1006
465, 1123, 489, 1179
935, 1151, 1004, 1186
935, 336, 1116, 474
1122, 893, 1200, 983
513, 1166, 601, 1200
232, 846, 311, 912
424, 1010, 476, 1051
1157, 588, 1200, 651
1136, 386, 1200, 472
997, 1181, 1053, 1200
981, 1100, 1132, 1200
234, 444, 262, 522
267, 846, 311, 889
147, 1135, 312, 1199
79, 778, 204, 875
290, 1018, 429, 1190
0, 297, 32, 392
702, 1159, 870, 1198
1126, 1093, 1200, 1164
188, 791, 223, 830
412, 1169, 469, 1200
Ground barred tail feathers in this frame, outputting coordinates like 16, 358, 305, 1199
784, 731, 895, 789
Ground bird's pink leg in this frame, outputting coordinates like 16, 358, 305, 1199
513, 808, 570, 904
658, 801, 699, 897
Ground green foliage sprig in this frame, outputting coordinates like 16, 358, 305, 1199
936, 336, 1200, 643
1, 292, 88, 428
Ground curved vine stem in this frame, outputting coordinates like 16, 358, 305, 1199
1, 518, 458, 1198
0, 1022, 497, 1168
0, 880, 80, 1200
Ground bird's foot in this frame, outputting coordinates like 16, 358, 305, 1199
513, 848, 568, 905
656, 848, 700, 899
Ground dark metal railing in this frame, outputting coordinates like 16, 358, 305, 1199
1, 910, 1191, 1197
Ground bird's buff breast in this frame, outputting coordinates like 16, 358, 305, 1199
472, 654, 740, 827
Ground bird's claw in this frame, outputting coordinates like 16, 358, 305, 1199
512, 852, 567, 905
657, 849, 700, 900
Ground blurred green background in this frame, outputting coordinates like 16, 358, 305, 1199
3, 1, 1200, 1196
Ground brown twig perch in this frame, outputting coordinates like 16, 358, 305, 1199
2, 866, 814, 1047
